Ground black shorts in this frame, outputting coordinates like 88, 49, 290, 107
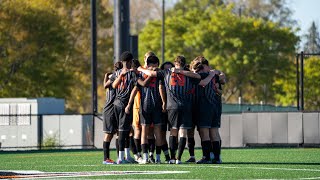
140, 108, 162, 125
216, 95, 222, 121
161, 112, 169, 131
191, 105, 198, 128
197, 98, 220, 128
102, 107, 117, 134
167, 107, 192, 129
113, 104, 133, 131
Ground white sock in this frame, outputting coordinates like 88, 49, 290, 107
125, 148, 131, 159
143, 153, 148, 160
149, 152, 154, 157
119, 151, 125, 161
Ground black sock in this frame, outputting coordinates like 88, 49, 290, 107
156, 146, 162, 155
148, 139, 155, 155
116, 138, 119, 156
212, 141, 221, 160
169, 136, 177, 159
161, 144, 170, 161
177, 137, 187, 160
134, 138, 141, 154
118, 131, 128, 151
187, 137, 195, 157
201, 141, 205, 157
103, 141, 110, 160
130, 136, 138, 154
141, 144, 149, 154
202, 141, 211, 160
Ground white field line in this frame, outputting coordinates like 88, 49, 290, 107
51, 164, 320, 173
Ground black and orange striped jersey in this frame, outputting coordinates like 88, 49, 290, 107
157, 69, 200, 110
198, 72, 220, 105
139, 72, 163, 112
110, 69, 138, 107
103, 86, 116, 112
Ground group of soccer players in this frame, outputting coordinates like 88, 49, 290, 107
102, 51, 226, 165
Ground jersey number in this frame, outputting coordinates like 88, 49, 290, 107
170, 73, 185, 86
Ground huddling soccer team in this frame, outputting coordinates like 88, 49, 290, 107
102, 51, 226, 165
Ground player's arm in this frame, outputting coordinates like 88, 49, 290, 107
112, 69, 128, 89
137, 66, 157, 77
159, 84, 167, 112
138, 75, 152, 87
125, 86, 139, 114
104, 73, 113, 89
199, 71, 216, 87
219, 71, 226, 84
171, 68, 201, 79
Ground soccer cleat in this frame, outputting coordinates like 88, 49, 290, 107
168, 159, 176, 164
211, 157, 222, 164
126, 156, 138, 164
185, 157, 196, 163
138, 158, 148, 164
117, 159, 129, 164
103, 159, 115, 165
196, 158, 210, 164
148, 155, 155, 163
175, 160, 182, 164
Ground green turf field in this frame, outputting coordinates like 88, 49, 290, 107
1, 148, 320, 179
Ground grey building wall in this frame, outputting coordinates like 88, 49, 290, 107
1, 112, 320, 149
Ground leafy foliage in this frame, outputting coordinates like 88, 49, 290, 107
139, 3, 298, 104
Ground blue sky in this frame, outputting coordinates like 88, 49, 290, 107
290, 0, 320, 36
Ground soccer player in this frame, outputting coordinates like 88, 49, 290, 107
137, 56, 165, 164
158, 61, 175, 163
190, 56, 226, 164
138, 55, 202, 164
109, 51, 139, 164
102, 62, 123, 165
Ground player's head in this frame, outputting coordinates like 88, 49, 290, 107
144, 51, 156, 65
190, 60, 204, 73
120, 51, 133, 68
193, 56, 210, 72
174, 55, 186, 69
114, 61, 123, 71
131, 59, 141, 70
160, 61, 174, 70
146, 55, 160, 68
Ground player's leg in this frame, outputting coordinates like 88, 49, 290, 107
210, 128, 221, 164
102, 108, 117, 164
133, 124, 142, 161
186, 128, 196, 162
197, 128, 211, 164
148, 126, 156, 163
125, 127, 137, 163
176, 108, 193, 164
168, 109, 179, 164
160, 112, 170, 162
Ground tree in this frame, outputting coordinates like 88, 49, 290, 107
0, 0, 73, 98
0, 0, 115, 113
139, 3, 298, 104
303, 21, 320, 54
225, 0, 296, 27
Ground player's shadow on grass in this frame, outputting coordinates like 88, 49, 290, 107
224, 162, 320, 165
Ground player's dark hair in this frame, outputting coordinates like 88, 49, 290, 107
160, 61, 174, 70
132, 59, 141, 69
174, 55, 186, 67
194, 56, 209, 66
191, 60, 204, 72
146, 55, 160, 66
120, 51, 133, 62
114, 61, 123, 71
